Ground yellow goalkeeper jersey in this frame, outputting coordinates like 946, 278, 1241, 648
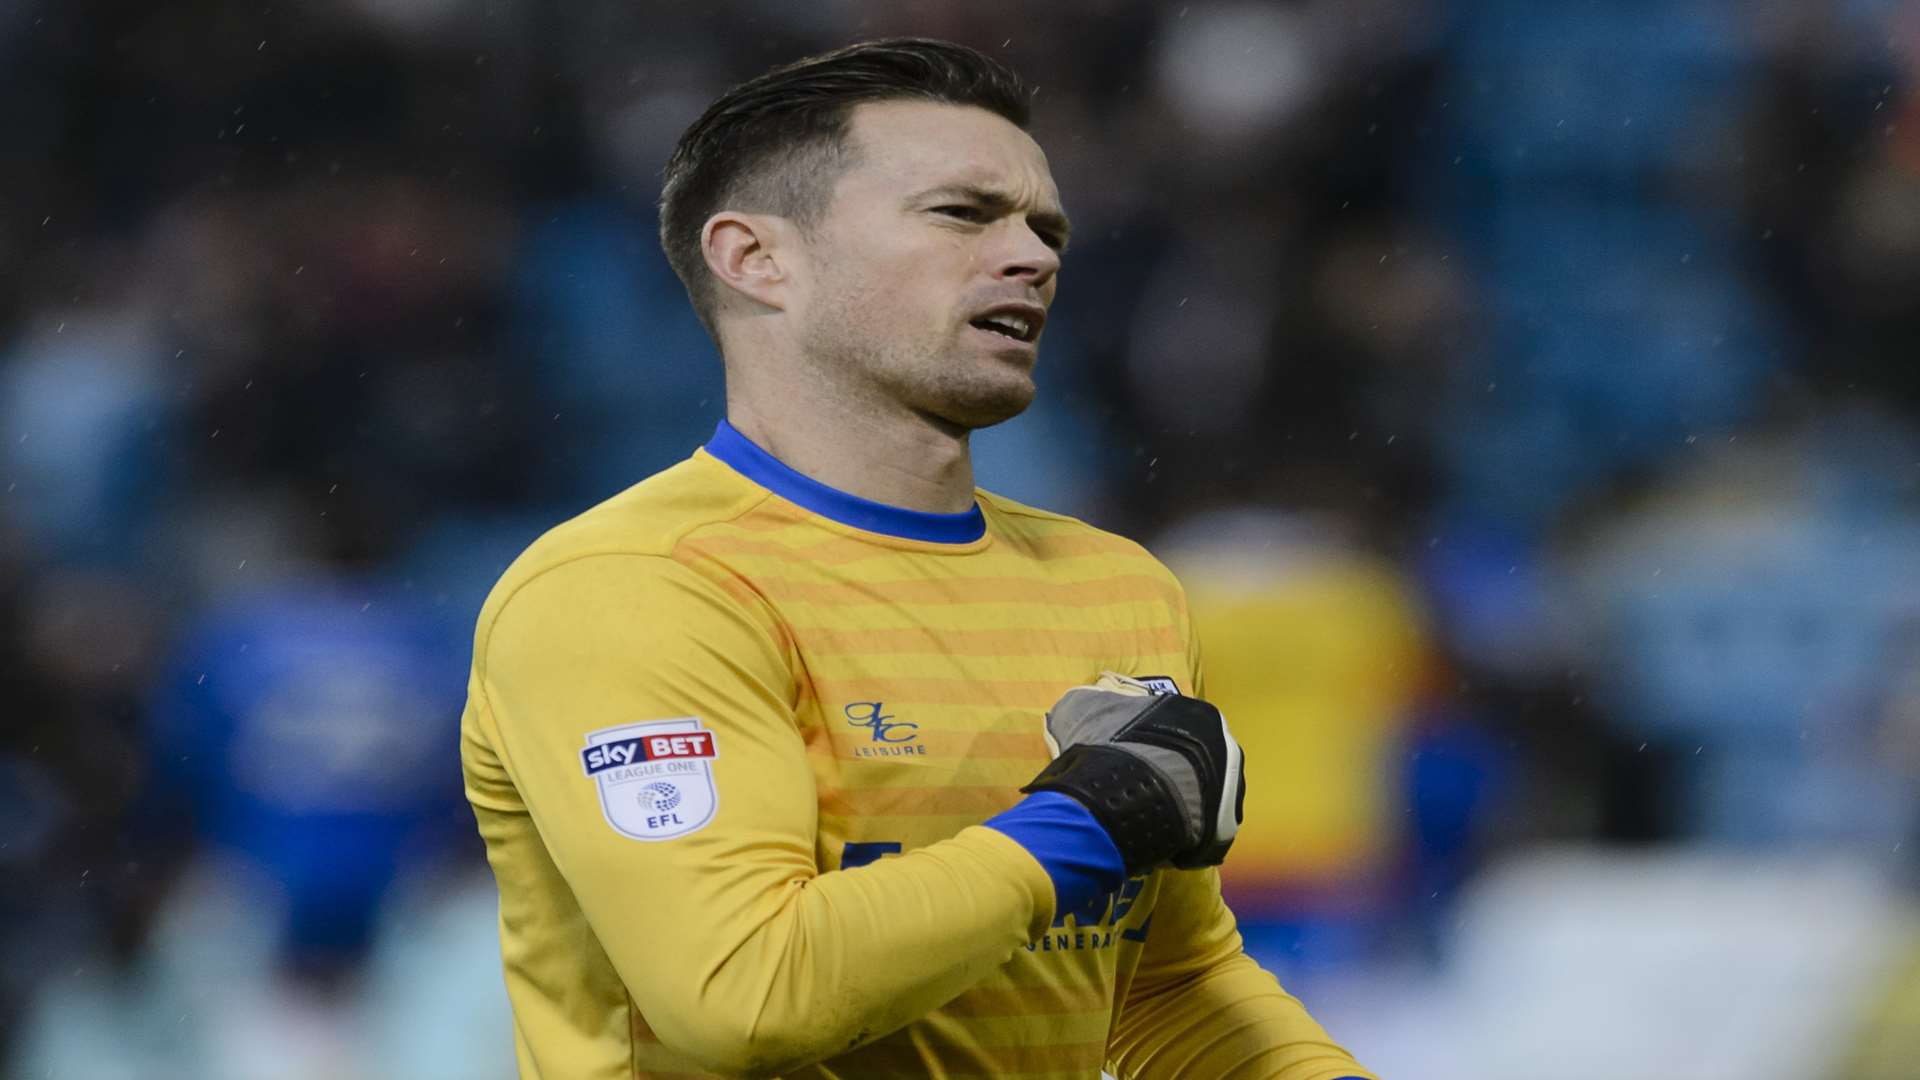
461, 422, 1373, 1080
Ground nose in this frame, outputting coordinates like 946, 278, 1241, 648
990, 219, 1061, 289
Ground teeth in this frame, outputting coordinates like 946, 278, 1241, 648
981, 314, 1032, 340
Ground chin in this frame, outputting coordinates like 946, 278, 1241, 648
934, 376, 1037, 431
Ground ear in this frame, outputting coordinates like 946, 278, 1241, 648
702, 211, 792, 313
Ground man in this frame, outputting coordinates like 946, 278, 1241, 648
462, 38, 1373, 1079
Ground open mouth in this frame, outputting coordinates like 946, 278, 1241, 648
967, 305, 1044, 344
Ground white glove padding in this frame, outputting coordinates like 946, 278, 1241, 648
1022, 673, 1245, 876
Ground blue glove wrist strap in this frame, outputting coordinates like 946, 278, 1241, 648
983, 790, 1127, 917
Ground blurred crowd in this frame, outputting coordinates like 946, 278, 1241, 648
2, 2, 1918, 1077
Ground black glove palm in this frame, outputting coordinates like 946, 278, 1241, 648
1021, 673, 1246, 877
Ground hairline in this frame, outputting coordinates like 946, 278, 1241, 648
720, 96, 1033, 226
661, 41, 1035, 341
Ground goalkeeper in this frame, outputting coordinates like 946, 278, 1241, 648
462, 37, 1374, 1080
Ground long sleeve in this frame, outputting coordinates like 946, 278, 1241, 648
468, 552, 1056, 1077
1105, 866, 1376, 1079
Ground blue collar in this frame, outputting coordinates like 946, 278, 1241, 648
704, 421, 988, 544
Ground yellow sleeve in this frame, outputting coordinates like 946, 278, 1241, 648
473, 553, 1056, 1077
1106, 867, 1376, 1080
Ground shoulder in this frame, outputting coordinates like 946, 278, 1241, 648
524, 452, 768, 566
976, 488, 1185, 590
474, 453, 778, 650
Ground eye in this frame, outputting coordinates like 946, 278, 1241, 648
1033, 227, 1066, 252
932, 204, 988, 223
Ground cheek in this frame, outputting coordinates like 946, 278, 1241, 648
875, 259, 961, 329
814, 227, 968, 332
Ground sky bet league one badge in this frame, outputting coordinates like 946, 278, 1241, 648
581, 718, 720, 840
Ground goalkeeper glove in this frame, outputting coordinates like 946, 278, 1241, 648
1021, 672, 1245, 877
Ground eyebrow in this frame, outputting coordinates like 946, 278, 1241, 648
913, 184, 1073, 249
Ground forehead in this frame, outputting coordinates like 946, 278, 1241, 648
838, 99, 1060, 205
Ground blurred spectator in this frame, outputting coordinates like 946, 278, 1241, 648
1160, 511, 1437, 956
13, 856, 513, 1080
145, 578, 472, 970
1562, 411, 1920, 853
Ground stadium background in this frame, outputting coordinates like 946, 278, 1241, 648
3, 1, 1917, 1077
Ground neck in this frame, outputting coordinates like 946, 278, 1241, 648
724, 377, 977, 516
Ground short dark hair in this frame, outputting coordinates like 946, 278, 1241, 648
658, 38, 1033, 340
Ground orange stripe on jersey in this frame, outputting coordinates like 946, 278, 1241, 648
747, 574, 1177, 609
788, 623, 1186, 658
685, 531, 942, 567
689, 526, 1142, 566
673, 562, 800, 659
818, 784, 1021, 818
688, 529, 990, 567
809, 675, 1065, 711
1001, 530, 1145, 561
717, 500, 811, 532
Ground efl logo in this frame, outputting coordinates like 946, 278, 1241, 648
580, 718, 720, 841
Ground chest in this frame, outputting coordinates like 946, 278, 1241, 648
757, 556, 1188, 866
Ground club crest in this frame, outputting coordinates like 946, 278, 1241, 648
580, 718, 720, 841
